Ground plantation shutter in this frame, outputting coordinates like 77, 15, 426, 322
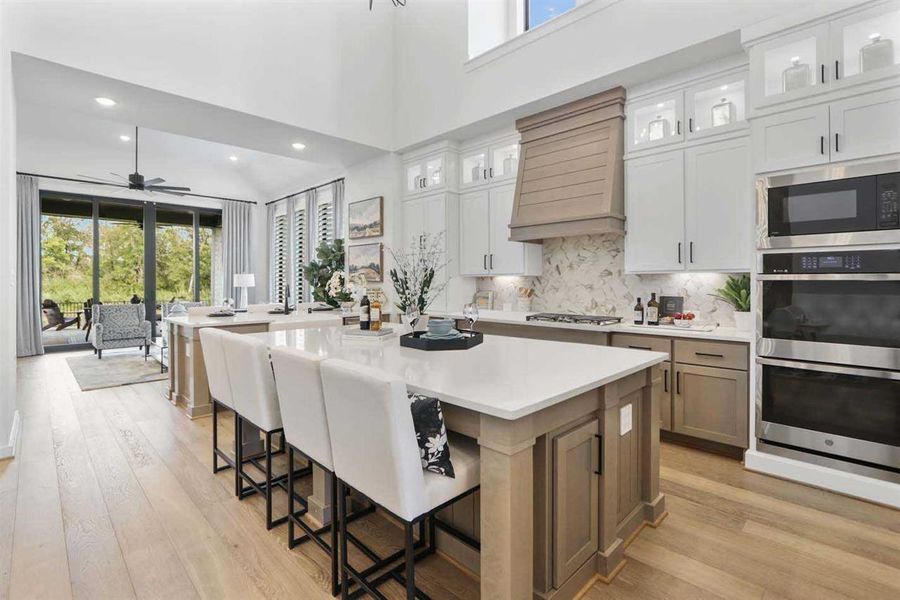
272, 208, 288, 302
315, 186, 335, 247
293, 203, 306, 303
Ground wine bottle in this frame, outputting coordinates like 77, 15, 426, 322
359, 294, 370, 330
370, 297, 382, 332
647, 293, 660, 326
633, 297, 644, 325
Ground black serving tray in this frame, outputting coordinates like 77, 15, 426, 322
400, 330, 483, 351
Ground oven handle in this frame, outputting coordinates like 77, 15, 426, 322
756, 357, 900, 381
757, 273, 900, 281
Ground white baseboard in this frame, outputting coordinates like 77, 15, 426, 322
744, 449, 900, 509
0, 410, 20, 460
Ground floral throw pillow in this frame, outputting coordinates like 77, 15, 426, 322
408, 392, 455, 478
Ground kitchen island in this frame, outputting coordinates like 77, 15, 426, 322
258, 326, 669, 600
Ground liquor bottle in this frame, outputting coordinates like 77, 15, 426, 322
647, 293, 660, 326
370, 297, 382, 332
782, 56, 811, 92
860, 33, 894, 72
359, 294, 370, 331
633, 298, 644, 325
647, 115, 670, 141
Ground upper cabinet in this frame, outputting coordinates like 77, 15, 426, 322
626, 91, 684, 153
685, 73, 749, 139
749, 23, 830, 109
460, 136, 520, 189
404, 146, 458, 196
831, 1, 900, 88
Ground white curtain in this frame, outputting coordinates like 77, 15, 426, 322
266, 201, 278, 301
332, 179, 345, 241
222, 200, 253, 305
16, 175, 43, 357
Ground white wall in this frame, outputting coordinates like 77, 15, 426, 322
6, 0, 396, 150
0, 2, 19, 457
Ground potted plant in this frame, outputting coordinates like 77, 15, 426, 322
327, 271, 367, 314
711, 274, 751, 331
303, 239, 345, 308
388, 232, 449, 328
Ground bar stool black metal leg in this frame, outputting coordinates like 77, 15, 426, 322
212, 400, 219, 473
265, 430, 274, 530
405, 522, 416, 600
287, 445, 295, 543
428, 514, 436, 554
235, 415, 243, 498
330, 474, 339, 596
338, 481, 350, 600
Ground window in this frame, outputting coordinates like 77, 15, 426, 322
526, 0, 576, 30
293, 203, 306, 303
272, 204, 288, 302
315, 186, 335, 247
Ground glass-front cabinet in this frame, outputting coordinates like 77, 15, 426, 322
461, 148, 488, 187
405, 152, 449, 194
749, 23, 829, 108
626, 91, 684, 153
686, 74, 748, 139
490, 141, 520, 181
459, 138, 520, 188
831, 2, 900, 86
405, 162, 423, 194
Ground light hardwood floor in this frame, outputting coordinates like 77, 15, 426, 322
2, 350, 898, 600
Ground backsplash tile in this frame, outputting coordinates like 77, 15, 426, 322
475, 234, 745, 326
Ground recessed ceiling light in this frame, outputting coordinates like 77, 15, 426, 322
119, 135, 131, 142
229, 155, 238, 162
95, 97, 116, 107
656, 103, 664, 108
292, 142, 307, 151
720, 85, 728, 91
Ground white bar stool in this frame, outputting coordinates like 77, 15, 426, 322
198, 328, 239, 494
221, 331, 307, 529
320, 359, 481, 600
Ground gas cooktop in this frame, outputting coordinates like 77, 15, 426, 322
525, 313, 623, 326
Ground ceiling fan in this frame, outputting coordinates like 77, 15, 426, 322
79, 126, 192, 196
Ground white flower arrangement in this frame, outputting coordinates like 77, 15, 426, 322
326, 271, 367, 303
388, 232, 449, 313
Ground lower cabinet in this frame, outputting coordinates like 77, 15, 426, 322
552, 419, 599, 587
673, 363, 749, 447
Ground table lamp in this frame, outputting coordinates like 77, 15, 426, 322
233, 273, 256, 311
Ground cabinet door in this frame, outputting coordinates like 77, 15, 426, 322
405, 162, 423, 195
624, 151, 685, 273
685, 137, 752, 271
401, 198, 424, 250
460, 148, 488, 188
749, 23, 830, 109
489, 141, 520, 182
673, 364, 749, 448
488, 185, 525, 275
829, 87, 900, 162
627, 91, 685, 153
423, 155, 445, 191
830, 2, 900, 89
459, 190, 490, 276
660, 362, 672, 432
685, 72, 748, 140
751, 105, 830, 173
552, 420, 599, 587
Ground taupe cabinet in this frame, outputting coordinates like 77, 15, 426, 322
611, 333, 749, 448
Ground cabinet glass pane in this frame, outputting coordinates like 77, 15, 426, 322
425, 157, 443, 187
406, 164, 422, 192
840, 10, 900, 78
633, 99, 679, 147
462, 151, 487, 185
491, 143, 519, 179
763, 36, 818, 97
691, 79, 745, 132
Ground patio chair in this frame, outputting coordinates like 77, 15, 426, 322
41, 300, 81, 331
90, 303, 152, 359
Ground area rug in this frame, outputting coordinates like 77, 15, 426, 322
66, 352, 167, 391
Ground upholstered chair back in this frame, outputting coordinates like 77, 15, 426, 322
199, 328, 234, 410
221, 332, 282, 432
270, 347, 333, 471
94, 303, 144, 328
320, 359, 427, 522
162, 301, 203, 318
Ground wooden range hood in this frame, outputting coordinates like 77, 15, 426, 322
509, 87, 625, 242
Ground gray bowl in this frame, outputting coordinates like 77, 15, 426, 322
426, 318, 454, 336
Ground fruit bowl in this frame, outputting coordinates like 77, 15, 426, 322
673, 311, 697, 327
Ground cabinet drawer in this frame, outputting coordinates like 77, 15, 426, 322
674, 339, 748, 370
610, 333, 671, 355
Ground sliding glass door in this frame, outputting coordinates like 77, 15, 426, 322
39, 191, 222, 349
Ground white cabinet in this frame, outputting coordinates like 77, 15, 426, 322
752, 105, 830, 172
404, 151, 453, 195
624, 152, 685, 273
829, 86, 900, 162
626, 139, 752, 274
830, 1, 900, 89
459, 185, 541, 276
460, 138, 520, 189
626, 91, 685, 153
749, 23, 830, 109
685, 138, 752, 272
401, 193, 453, 310
685, 73, 748, 139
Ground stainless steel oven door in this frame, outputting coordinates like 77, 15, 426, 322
757, 357, 900, 469
757, 273, 900, 370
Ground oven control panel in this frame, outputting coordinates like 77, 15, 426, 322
763, 249, 900, 274
877, 173, 900, 229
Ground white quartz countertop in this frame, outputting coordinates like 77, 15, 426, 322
165, 311, 343, 329
255, 326, 667, 420
436, 309, 751, 343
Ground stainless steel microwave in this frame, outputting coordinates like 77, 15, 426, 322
758, 160, 900, 249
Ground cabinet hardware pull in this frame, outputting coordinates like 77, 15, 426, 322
628, 345, 652, 350
483, 254, 487, 270
820, 135, 825, 155
820, 64, 825, 84
594, 434, 602, 475
664, 369, 669, 393
688, 118, 693, 133
689, 241, 694, 263
677, 242, 682, 264
835, 60, 840, 80
676, 371, 681, 394
489, 167, 493, 178
695, 351, 724, 358
489, 254, 493, 269
835, 132, 839, 153
677, 120, 681, 135
483, 169, 487, 180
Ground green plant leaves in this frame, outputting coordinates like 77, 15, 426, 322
709, 274, 751, 312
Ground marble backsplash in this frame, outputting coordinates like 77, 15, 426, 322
476, 234, 744, 326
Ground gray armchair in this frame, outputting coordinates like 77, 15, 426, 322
90, 303, 152, 359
